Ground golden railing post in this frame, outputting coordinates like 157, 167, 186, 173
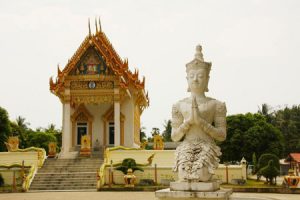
154, 163, 157, 185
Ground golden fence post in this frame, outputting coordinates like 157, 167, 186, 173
154, 163, 157, 185
12, 170, 16, 192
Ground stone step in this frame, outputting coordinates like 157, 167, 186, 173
44, 161, 103, 165
40, 165, 101, 168
39, 167, 100, 170
37, 170, 98, 173
32, 177, 95, 182
45, 159, 103, 162
34, 172, 95, 177
31, 181, 96, 185
31, 182, 96, 186
44, 160, 103, 162
30, 185, 96, 190
34, 174, 95, 177
30, 157, 102, 191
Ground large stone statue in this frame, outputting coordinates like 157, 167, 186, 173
171, 45, 227, 182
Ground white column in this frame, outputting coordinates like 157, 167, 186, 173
114, 101, 120, 146
62, 103, 71, 154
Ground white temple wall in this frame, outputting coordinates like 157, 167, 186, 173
121, 98, 134, 147
85, 104, 111, 147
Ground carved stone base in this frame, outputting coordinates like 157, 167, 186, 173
170, 181, 220, 192
155, 188, 232, 200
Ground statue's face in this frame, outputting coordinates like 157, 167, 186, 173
187, 68, 208, 93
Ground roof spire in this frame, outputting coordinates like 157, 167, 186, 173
88, 18, 91, 37
99, 17, 102, 32
95, 17, 98, 33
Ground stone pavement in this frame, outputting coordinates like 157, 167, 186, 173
0, 192, 299, 200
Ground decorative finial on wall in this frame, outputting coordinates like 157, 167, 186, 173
95, 18, 98, 33
88, 18, 91, 37
99, 17, 102, 32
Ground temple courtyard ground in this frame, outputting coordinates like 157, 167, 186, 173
0, 191, 299, 200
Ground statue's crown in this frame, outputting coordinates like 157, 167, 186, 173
186, 45, 211, 72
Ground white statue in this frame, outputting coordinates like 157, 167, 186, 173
171, 45, 227, 182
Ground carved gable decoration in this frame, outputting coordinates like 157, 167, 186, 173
69, 47, 113, 76
76, 112, 88, 121
102, 106, 125, 122
49, 23, 149, 109
71, 104, 94, 122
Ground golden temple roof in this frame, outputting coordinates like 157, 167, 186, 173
49, 19, 149, 106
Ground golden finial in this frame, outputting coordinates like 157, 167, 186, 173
57, 64, 62, 75
95, 17, 98, 33
88, 18, 91, 37
99, 17, 102, 32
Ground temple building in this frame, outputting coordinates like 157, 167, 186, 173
49, 20, 149, 157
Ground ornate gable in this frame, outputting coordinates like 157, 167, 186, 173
49, 19, 149, 110
69, 47, 113, 76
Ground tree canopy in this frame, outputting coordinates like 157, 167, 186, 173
162, 120, 172, 142
274, 105, 300, 156
219, 113, 284, 162
0, 107, 11, 151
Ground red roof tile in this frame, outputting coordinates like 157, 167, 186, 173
290, 153, 300, 163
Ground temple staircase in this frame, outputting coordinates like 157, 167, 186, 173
30, 156, 103, 191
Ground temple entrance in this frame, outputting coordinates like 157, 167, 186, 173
109, 122, 114, 145
77, 122, 88, 145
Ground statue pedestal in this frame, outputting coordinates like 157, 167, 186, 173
170, 181, 220, 192
156, 181, 232, 200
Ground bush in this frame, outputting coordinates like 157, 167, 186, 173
0, 173, 4, 186
115, 158, 144, 174
257, 153, 280, 183
257, 153, 280, 172
258, 160, 280, 185
27, 131, 57, 153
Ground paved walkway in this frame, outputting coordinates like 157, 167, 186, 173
0, 192, 299, 200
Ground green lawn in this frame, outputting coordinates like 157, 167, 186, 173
221, 179, 282, 189
0, 185, 22, 193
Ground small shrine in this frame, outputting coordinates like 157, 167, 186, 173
49, 19, 149, 158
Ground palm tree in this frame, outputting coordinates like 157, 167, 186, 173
258, 103, 275, 124
16, 116, 30, 130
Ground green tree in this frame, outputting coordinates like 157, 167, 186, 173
27, 131, 57, 153
252, 152, 257, 174
257, 154, 280, 184
15, 116, 30, 130
257, 153, 280, 173
44, 124, 62, 151
0, 106, 11, 151
258, 103, 275, 124
140, 126, 147, 142
162, 120, 172, 142
10, 116, 31, 149
220, 113, 284, 162
151, 127, 160, 135
274, 105, 300, 156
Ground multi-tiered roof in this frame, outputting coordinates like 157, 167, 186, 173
49, 19, 149, 108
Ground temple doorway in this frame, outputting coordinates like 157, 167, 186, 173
108, 122, 114, 145
77, 122, 88, 145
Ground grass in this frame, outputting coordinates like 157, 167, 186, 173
221, 179, 282, 189
0, 185, 23, 193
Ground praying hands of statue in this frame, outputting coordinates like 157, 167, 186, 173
178, 97, 204, 135
185, 97, 205, 127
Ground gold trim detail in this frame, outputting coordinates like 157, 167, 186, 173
70, 81, 114, 90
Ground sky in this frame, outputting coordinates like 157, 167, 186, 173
0, 0, 300, 136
